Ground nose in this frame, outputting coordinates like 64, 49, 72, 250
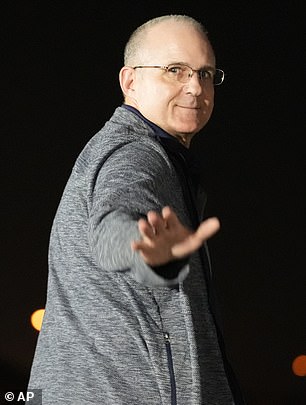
183, 72, 203, 96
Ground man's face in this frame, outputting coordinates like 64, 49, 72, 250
127, 22, 216, 142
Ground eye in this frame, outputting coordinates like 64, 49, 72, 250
199, 69, 214, 80
167, 65, 184, 75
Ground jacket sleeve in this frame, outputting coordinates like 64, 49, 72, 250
88, 141, 190, 287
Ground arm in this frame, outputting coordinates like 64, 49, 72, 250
88, 141, 218, 286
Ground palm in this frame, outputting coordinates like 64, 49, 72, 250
131, 206, 220, 266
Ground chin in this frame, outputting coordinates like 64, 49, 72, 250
175, 124, 200, 136
177, 118, 207, 134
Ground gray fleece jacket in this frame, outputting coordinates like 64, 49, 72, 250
28, 106, 235, 404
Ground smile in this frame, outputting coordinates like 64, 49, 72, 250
177, 105, 201, 110
177, 104, 201, 110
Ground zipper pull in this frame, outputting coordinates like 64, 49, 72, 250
164, 332, 170, 342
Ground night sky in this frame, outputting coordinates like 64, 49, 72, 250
2, 1, 305, 403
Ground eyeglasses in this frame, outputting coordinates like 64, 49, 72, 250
133, 63, 225, 86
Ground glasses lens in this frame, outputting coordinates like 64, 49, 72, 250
166, 65, 190, 83
214, 69, 224, 86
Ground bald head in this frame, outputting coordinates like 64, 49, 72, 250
124, 15, 212, 66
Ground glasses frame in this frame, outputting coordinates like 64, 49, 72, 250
132, 63, 225, 86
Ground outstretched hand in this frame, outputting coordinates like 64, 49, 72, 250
131, 206, 220, 266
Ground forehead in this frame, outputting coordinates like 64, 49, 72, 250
141, 21, 215, 66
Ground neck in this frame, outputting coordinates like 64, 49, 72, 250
172, 133, 191, 148
123, 102, 191, 147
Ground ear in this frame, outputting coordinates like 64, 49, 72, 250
119, 66, 136, 99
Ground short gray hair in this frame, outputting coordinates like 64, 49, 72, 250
124, 15, 209, 66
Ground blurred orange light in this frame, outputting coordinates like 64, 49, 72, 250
292, 355, 306, 377
31, 309, 45, 331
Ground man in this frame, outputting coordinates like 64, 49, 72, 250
28, 15, 244, 404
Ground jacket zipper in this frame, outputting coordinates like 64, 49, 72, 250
164, 332, 177, 405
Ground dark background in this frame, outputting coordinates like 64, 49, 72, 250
2, 1, 305, 403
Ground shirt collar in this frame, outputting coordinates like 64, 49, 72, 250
122, 104, 204, 191
122, 104, 191, 160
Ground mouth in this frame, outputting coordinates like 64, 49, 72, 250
177, 105, 201, 110
178, 105, 200, 111
177, 107, 201, 115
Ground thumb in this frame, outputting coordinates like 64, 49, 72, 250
171, 217, 220, 258
194, 217, 220, 240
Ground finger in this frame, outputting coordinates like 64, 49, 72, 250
161, 206, 180, 229
161, 206, 172, 219
171, 235, 202, 258
195, 217, 220, 240
147, 210, 166, 234
131, 240, 140, 251
171, 217, 220, 258
131, 239, 146, 251
130, 240, 157, 265
138, 218, 155, 239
